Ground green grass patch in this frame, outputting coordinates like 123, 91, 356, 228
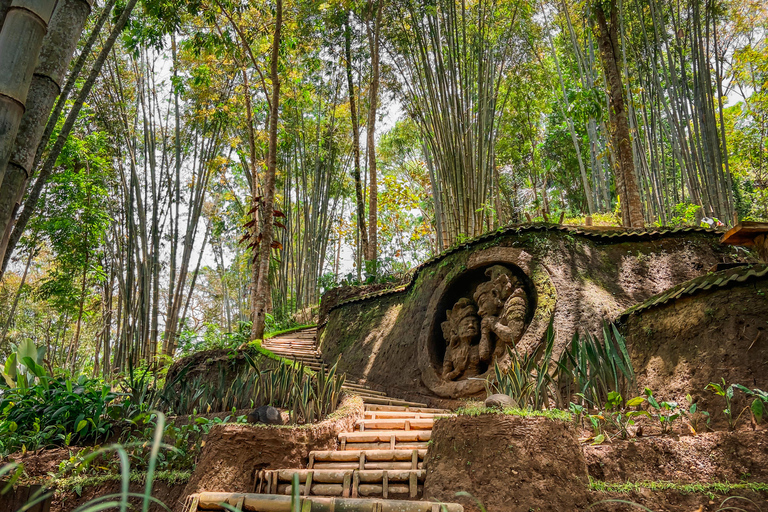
454, 404, 572, 422
589, 478, 768, 500
52, 470, 192, 496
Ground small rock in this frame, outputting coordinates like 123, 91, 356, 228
485, 394, 517, 409
248, 405, 284, 425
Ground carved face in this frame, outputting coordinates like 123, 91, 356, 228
475, 289, 503, 318
457, 315, 479, 338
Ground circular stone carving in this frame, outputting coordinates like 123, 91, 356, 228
418, 251, 554, 398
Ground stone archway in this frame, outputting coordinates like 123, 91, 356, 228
418, 247, 556, 398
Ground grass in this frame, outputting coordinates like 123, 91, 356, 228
589, 478, 768, 500
454, 403, 572, 422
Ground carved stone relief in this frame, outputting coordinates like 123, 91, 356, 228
439, 265, 530, 382
418, 249, 554, 398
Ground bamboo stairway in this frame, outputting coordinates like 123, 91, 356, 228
254, 403, 450, 499
261, 328, 429, 408
186, 328, 462, 511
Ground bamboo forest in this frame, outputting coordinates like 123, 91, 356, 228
1, 0, 768, 510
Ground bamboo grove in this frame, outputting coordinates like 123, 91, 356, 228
0, 0, 766, 375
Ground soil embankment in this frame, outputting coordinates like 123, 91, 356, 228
623, 265, 768, 424
422, 413, 591, 511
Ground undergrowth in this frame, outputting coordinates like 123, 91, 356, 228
52, 470, 192, 497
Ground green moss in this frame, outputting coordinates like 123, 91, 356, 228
453, 404, 572, 422
589, 478, 768, 500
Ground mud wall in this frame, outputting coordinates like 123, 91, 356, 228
422, 414, 590, 512
623, 268, 768, 419
319, 227, 738, 402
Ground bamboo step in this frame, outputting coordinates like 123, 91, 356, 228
341, 441, 430, 451
263, 345, 318, 350
364, 410, 445, 419
310, 461, 423, 470
262, 348, 319, 355
268, 353, 322, 361
365, 404, 446, 413
263, 342, 317, 347
309, 449, 427, 463
274, 483, 422, 498
359, 396, 430, 408
257, 469, 425, 498
266, 469, 425, 483
342, 382, 375, 390
355, 418, 433, 431
340, 430, 431, 444
191, 493, 464, 512
343, 389, 389, 398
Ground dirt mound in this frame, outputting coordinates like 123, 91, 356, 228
585, 430, 768, 483
175, 395, 364, 511
422, 413, 590, 511
624, 271, 768, 426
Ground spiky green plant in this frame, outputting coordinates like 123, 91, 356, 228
555, 322, 635, 407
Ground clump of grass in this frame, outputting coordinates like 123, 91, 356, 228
159, 352, 345, 424
455, 403, 572, 422
487, 318, 635, 412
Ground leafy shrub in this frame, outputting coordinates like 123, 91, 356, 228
487, 320, 635, 411
488, 319, 558, 410
0, 374, 124, 454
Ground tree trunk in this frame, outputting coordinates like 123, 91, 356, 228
365, 0, 382, 273
344, 12, 368, 272
593, 0, 644, 227
0, 244, 33, 343
250, 0, 282, 341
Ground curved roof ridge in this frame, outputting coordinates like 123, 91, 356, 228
322, 224, 724, 319
618, 263, 768, 322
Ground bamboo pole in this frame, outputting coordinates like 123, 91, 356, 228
0, 0, 57, 185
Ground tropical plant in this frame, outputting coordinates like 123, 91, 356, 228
603, 391, 648, 440
2, 338, 48, 390
488, 319, 558, 410
555, 322, 635, 408
643, 388, 682, 434
733, 385, 767, 425
705, 379, 746, 430
160, 350, 345, 424
0, 374, 124, 454
683, 394, 710, 434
